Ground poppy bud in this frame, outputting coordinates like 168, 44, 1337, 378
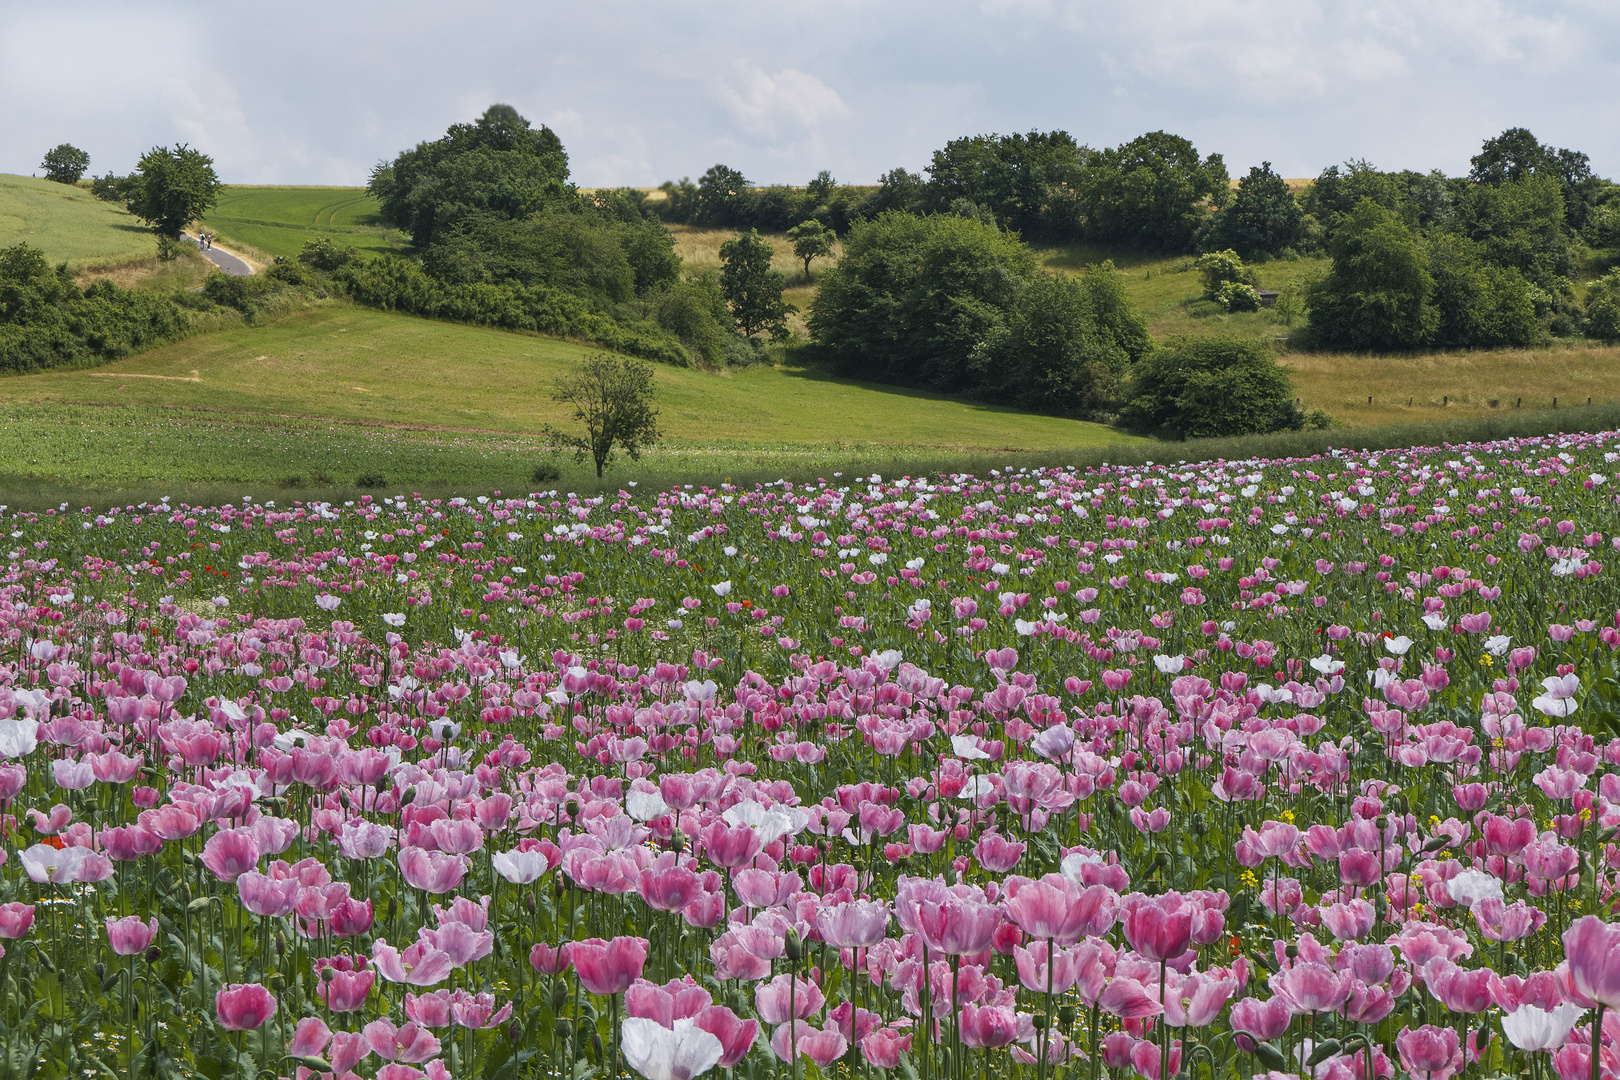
784, 928, 802, 963
1253, 1042, 1288, 1071
551, 981, 570, 1014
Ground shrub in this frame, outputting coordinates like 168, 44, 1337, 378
1117, 337, 1308, 440
0, 243, 188, 375
1215, 281, 1261, 313
297, 239, 355, 273
531, 462, 562, 483
1587, 270, 1620, 342
355, 472, 388, 489
1195, 250, 1248, 298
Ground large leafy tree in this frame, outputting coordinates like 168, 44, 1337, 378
973, 263, 1152, 415
925, 130, 1087, 237
128, 144, 221, 239
1455, 176, 1570, 288
40, 144, 90, 186
368, 104, 571, 247
1470, 127, 1599, 229
1306, 199, 1437, 350
809, 211, 1037, 392
1075, 131, 1228, 251
718, 230, 794, 341
1207, 162, 1305, 256
1425, 233, 1537, 348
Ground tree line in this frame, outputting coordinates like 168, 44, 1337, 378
25, 113, 1620, 442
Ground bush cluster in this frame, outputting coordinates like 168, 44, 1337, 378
0, 244, 188, 375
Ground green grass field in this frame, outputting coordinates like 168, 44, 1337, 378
0, 304, 1138, 495
0, 173, 158, 268
198, 186, 410, 261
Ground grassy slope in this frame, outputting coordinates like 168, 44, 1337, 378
0, 305, 1139, 492
0, 306, 1125, 449
198, 186, 410, 261
0, 173, 158, 268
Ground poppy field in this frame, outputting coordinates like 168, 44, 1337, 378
6, 429, 1620, 1080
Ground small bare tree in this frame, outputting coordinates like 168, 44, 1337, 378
546, 353, 661, 478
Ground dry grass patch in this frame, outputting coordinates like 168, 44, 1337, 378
1284, 344, 1620, 425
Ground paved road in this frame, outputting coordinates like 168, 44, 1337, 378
185, 235, 253, 276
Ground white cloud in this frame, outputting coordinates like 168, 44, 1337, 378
715, 63, 849, 137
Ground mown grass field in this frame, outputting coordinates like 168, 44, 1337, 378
198, 186, 410, 262
0, 173, 157, 268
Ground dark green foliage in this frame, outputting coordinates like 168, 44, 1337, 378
1302, 161, 1405, 224
298, 238, 356, 272
1203, 162, 1305, 256
40, 144, 90, 186
547, 352, 661, 477
652, 276, 736, 368
1587, 271, 1620, 343
809, 212, 1037, 393
333, 256, 691, 366
1425, 233, 1538, 348
1455, 176, 1571, 288
368, 105, 571, 248
1470, 127, 1602, 230
809, 212, 1148, 414
1306, 200, 1437, 350
359, 105, 711, 362
696, 165, 750, 226
90, 172, 137, 204
128, 144, 222, 239
1117, 337, 1306, 439
869, 169, 927, 216
718, 230, 794, 340
0, 243, 188, 374
355, 472, 388, 489
925, 130, 1088, 237
1073, 132, 1229, 251
973, 264, 1152, 415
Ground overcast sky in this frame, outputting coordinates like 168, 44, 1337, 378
2, 0, 1616, 188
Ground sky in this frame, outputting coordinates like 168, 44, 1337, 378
2, 0, 1617, 189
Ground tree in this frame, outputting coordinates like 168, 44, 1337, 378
1470, 128, 1600, 229
972, 263, 1152, 415
1586, 271, 1620, 343
40, 144, 90, 186
696, 165, 749, 226
718, 230, 794, 340
128, 144, 222, 239
547, 353, 661, 477
1425, 233, 1537, 348
1207, 162, 1305, 256
786, 220, 833, 280
1074, 131, 1229, 251
925, 130, 1088, 237
808, 211, 1038, 392
368, 104, 571, 247
1455, 176, 1570, 288
1117, 337, 1307, 439
1306, 199, 1437, 350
